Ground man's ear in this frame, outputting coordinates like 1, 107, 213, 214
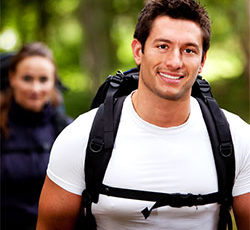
198, 52, 207, 74
131, 39, 142, 66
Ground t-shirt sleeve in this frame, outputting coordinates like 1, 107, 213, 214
224, 111, 250, 197
47, 109, 97, 195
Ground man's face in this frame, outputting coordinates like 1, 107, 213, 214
132, 15, 206, 101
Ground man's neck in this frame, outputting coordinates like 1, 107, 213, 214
131, 90, 191, 128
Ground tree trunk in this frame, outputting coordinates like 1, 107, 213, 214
79, 0, 118, 94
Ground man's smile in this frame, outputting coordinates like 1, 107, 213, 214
158, 72, 184, 80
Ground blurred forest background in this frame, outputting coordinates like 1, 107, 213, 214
1, 0, 249, 122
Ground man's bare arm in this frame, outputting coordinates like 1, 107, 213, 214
36, 176, 82, 230
233, 192, 250, 230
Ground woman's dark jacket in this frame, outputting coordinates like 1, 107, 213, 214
1, 100, 73, 230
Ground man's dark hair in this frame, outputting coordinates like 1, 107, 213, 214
134, 0, 211, 61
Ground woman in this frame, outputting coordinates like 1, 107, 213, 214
0, 42, 72, 230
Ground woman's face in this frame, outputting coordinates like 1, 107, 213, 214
9, 56, 55, 112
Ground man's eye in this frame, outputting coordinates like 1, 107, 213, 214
22, 75, 32, 82
158, 44, 167, 49
184, 49, 195, 54
40, 76, 48, 83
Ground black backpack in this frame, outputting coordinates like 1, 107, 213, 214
76, 68, 235, 230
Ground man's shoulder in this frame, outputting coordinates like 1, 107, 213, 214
53, 108, 98, 146
74, 108, 98, 127
222, 109, 250, 151
222, 109, 249, 130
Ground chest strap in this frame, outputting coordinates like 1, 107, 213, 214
100, 184, 221, 219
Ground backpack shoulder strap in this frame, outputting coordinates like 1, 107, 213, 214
193, 76, 235, 230
84, 95, 126, 203
76, 94, 125, 230
84, 69, 138, 204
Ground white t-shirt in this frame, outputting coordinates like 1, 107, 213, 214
47, 95, 250, 230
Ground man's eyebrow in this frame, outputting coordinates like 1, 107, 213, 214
154, 38, 172, 43
184, 42, 200, 50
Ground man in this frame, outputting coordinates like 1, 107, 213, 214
37, 0, 250, 229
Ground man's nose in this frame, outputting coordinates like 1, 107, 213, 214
164, 49, 183, 70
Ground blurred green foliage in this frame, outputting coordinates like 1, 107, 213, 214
1, 0, 249, 122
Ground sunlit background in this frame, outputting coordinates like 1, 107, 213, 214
1, 0, 249, 122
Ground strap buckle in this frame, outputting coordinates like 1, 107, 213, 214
169, 193, 192, 207
196, 77, 211, 94
109, 72, 124, 88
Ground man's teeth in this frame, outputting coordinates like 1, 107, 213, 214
159, 72, 182, 80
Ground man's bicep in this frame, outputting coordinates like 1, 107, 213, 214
37, 176, 82, 230
233, 192, 250, 230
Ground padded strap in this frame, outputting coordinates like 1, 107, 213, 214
206, 98, 234, 158
194, 77, 234, 230
85, 96, 126, 203
197, 98, 235, 198
103, 73, 127, 149
196, 97, 234, 230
